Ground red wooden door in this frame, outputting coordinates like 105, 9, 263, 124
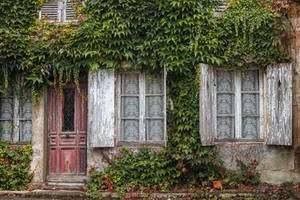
47, 83, 87, 176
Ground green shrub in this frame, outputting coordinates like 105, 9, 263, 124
0, 140, 33, 190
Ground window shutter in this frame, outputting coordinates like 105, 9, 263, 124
266, 63, 292, 146
64, 0, 77, 22
39, 0, 61, 22
199, 64, 216, 146
88, 69, 115, 147
214, 0, 229, 16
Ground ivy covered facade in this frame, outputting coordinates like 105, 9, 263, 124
1, 0, 300, 189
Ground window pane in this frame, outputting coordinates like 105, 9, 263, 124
20, 96, 32, 119
217, 94, 234, 114
0, 98, 13, 119
146, 96, 163, 117
122, 120, 139, 141
147, 120, 163, 141
146, 75, 163, 94
242, 70, 259, 91
62, 89, 75, 131
121, 73, 139, 94
122, 97, 139, 118
242, 117, 259, 139
20, 121, 32, 142
0, 121, 12, 141
217, 117, 234, 139
217, 70, 233, 92
242, 94, 259, 115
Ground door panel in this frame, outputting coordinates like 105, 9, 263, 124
47, 83, 87, 176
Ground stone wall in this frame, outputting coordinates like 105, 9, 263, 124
217, 144, 300, 184
215, 3, 300, 185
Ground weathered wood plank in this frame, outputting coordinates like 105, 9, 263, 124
266, 63, 292, 146
88, 69, 115, 147
199, 63, 215, 146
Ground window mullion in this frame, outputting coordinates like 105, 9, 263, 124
235, 72, 242, 139
139, 73, 146, 141
12, 97, 20, 142
163, 67, 167, 142
259, 69, 264, 139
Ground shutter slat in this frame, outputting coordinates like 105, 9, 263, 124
199, 64, 216, 146
214, 0, 229, 16
266, 63, 292, 146
40, 1, 59, 21
65, 0, 76, 21
88, 69, 115, 147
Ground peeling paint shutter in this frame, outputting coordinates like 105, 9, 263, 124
266, 63, 292, 146
65, 0, 76, 22
39, 0, 61, 22
88, 69, 115, 147
199, 64, 216, 146
214, 0, 229, 16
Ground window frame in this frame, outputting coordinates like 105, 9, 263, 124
0, 92, 33, 145
213, 68, 265, 143
116, 70, 167, 147
38, 0, 78, 24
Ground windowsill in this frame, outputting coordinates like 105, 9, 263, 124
214, 138, 264, 145
117, 141, 166, 148
9, 142, 30, 146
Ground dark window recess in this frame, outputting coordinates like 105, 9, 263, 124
62, 89, 75, 131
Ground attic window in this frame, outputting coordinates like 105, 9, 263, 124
39, 0, 78, 23
214, 0, 229, 16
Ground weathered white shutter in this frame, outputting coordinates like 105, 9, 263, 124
199, 64, 216, 146
64, 0, 77, 22
88, 69, 115, 147
214, 0, 229, 16
39, 0, 61, 22
266, 63, 292, 146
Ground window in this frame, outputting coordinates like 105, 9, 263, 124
39, 0, 77, 23
215, 69, 263, 140
118, 72, 166, 142
0, 91, 32, 143
199, 63, 292, 146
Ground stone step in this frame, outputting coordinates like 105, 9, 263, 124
43, 182, 86, 190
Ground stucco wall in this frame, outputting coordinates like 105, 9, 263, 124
216, 144, 300, 184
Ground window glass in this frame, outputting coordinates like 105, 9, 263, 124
121, 73, 140, 141
145, 75, 164, 141
216, 69, 261, 139
62, 88, 75, 131
241, 70, 260, 139
216, 70, 234, 139
120, 73, 165, 142
0, 92, 32, 142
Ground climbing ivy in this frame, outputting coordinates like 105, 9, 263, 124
0, 0, 291, 194
0, 0, 291, 95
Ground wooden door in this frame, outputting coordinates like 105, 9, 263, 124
47, 83, 87, 176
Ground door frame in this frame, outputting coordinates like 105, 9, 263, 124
46, 82, 88, 181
